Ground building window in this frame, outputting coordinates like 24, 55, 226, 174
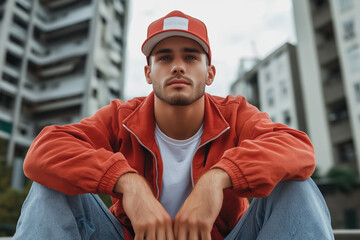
12, 15, 28, 30
0, 91, 14, 110
266, 88, 274, 107
280, 80, 288, 98
339, 0, 354, 13
109, 88, 120, 97
328, 101, 348, 123
101, 16, 107, 25
92, 89, 98, 98
343, 19, 356, 40
338, 141, 355, 163
283, 110, 291, 125
354, 82, 360, 102
347, 45, 360, 73
2, 73, 19, 86
275, 52, 284, 73
265, 71, 271, 82
96, 68, 106, 80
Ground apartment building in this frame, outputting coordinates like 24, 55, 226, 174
231, 43, 307, 132
0, 0, 129, 165
293, 0, 360, 175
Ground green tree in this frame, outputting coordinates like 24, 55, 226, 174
0, 162, 31, 236
327, 166, 358, 193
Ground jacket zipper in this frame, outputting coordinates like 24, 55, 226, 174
191, 126, 230, 187
122, 124, 160, 199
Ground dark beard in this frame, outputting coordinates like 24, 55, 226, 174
155, 90, 204, 106
152, 74, 207, 106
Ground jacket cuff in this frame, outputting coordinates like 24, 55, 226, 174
98, 153, 138, 195
211, 158, 250, 192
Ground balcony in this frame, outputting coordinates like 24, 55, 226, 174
33, 96, 82, 113
0, 78, 17, 95
16, 118, 35, 140
9, 22, 27, 41
15, 0, 31, 11
39, 0, 79, 10
313, 2, 331, 30
323, 78, 345, 104
114, 0, 125, 14
318, 40, 338, 66
0, 109, 13, 138
34, 4, 93, 32
29, 38, 89, 65
7, 41, 25, 58
329, 120, 352, 145
14, 132, 33, 147
22, 73, 86, 103
3, 64, 20, 81
13, 3, 30, 23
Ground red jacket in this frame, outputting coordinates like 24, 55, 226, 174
24, 92, 315, 239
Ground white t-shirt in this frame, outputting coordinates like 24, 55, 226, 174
155, 124, 203, 219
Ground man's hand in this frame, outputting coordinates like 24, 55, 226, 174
174, 169, 232, 240
114, 173, 174, 240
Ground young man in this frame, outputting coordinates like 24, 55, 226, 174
14, 11, 333, 240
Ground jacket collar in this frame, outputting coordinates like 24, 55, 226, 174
122, 92, 230, 150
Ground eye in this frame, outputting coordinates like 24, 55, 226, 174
185, 55, 197, 61
159, 55, 171, 61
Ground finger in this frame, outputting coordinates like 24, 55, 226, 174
165, 220, 175, 240
174, 216, 179, 238
200, 230, 211, 240
156, 225, 166, 240
177, 225, 188, 240
145, 227, 156, 240
134, 232, 144, 240
188, 227, 199, 240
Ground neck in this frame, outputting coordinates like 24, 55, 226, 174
154, 96, 205, 140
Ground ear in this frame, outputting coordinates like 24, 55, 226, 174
144, 65, 152, 84
206, 65, 216, 86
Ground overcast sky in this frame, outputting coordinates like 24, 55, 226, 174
123, 0, 296, 100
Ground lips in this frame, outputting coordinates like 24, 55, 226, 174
167, 78, 191, 86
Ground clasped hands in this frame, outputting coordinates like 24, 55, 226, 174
115, 169, 232, 240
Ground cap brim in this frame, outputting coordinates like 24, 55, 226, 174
142, 30, 210, 56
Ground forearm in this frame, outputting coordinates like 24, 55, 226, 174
173, 169, 232, 239
195, 168, 232, 191
114, 172, 152, 195
24, 125, 135, 196
115, 173, 174, 240
213, 128, 315, 198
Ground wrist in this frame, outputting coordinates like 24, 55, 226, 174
114, 172, 150, 195
198, 168, 232, 190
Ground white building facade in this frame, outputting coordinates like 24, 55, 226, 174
0, 0, 129, 165
231, 43, 307, 132
293, 0, 360, 175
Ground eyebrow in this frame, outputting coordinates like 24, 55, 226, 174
183, 48, 202, 54
154, 49, 172, 55
154, 47, 203, 55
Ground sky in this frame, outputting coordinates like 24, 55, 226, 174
123, 0, 297, 100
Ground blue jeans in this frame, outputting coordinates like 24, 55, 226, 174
14, 178, 333, 239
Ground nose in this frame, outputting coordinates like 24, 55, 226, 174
171, 58, 186, 75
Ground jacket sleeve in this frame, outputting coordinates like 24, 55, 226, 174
23, 100, 137, 196
212, 99, 315, 198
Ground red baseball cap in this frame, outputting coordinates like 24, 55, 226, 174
142, 10, 211, 64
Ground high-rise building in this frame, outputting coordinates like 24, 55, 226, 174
293, 0, 360, 175
231, 43, 307, 132
0, 0, 129, 165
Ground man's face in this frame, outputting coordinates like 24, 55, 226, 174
145, 36, 215, 106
